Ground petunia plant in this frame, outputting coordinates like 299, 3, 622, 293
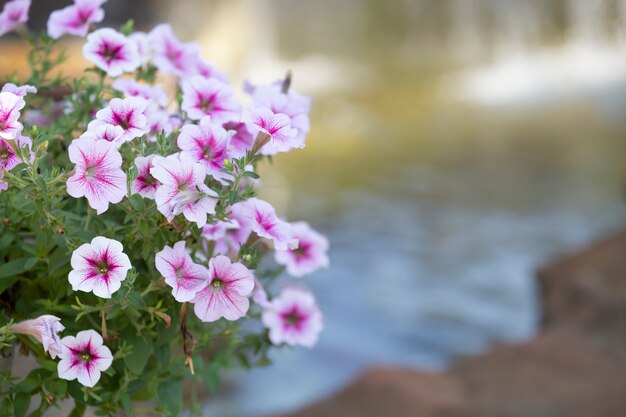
0, 1, 329, 416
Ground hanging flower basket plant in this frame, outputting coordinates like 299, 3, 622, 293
0, 0, 329, 415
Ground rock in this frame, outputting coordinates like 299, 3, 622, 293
284, 231, 626, 417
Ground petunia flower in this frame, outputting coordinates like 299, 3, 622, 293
0, 91, 25, 140
57, 329, 112, 387
66, 137, 127, 214
129, 31, 151, 65
131, 154, 163, 199
146, 109, 179, 141
243, 106, 298, 155
78, 124, 124, 147
10, 315, 65, 359
194, 58, 228, 82
68, 236, 131, 298
112, 78, 168, 108
191, 255, 254, 322
88, 97, 148, 143
1, 83, 36, 97
181, 76, 240, 123
47, 0, 107, 39
261, 287, 323, 347
150, 153, 218, 227
242, 198, 298, 251
149, 23, 199, 77
83, 28, 141, 77
274, 222, 329, 277
178, 116, 231, 180
224, 121, 254, 159
0, 0, 31, 37
156, 241, 209, 302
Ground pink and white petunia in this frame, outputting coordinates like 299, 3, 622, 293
274, 222, 329, 277
252, 278, 271, 308
10, 315, 65, 359
0, 0, 31, 36
250, 83, 311, 148
150, 154, 217, 227
129, 31, 151, 65
47, 0, 107, 39
149, 23, 199, 77
57, 329, 112, 388
0, 134, 32, 191
146, 109, 179, 141
79, 124, 124, 147
131, 154, 163, 199
242, 198, 298, 251
194, 58, 228, 82
155, 241, 209, 302
83, 28, 141, 77
191, 255, 254, 322
181, 76, 240, 123
224, 121, 254, 159
178, 116, 231, 180
0, 91, 25, 139
66, 137, 127, 214
68, 236, 131, 298
2, 83, 36, 97
201, 219, 240, 242
112, 78, 168, 108
261, 287, 323, 347
88, 97, 148, 143
243, 107, 298, 155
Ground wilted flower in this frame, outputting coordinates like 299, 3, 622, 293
10, 315, 65, 359
275, 222, 329, 277
262, 287, 323, 347
57, 329, 113, 387
156, 241, 209, 302
66, 137, 127, 214
68, 236, 132, 298
88, 97, 148, 143
131, 154, 163, 199
0, 0, 31, 37
47, 0, 107, 39
178, 116, 231, 180
0, 91, 25, 140
192, 255, 254, 322
243, 198, 298, 251
150, 154, 217, 227
83, 28, 141, 77
181, 76, 240, 123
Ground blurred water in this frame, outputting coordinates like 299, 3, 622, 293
161, 1, 626, 415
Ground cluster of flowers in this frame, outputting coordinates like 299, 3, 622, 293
1, 0, 328, 390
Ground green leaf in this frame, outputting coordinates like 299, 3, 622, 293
13, 393, 30, 417
123, 334, 152, 375
243, 171, 260, 179
0, 258, 29, 279
157, 378, 183, 417
68, 401, 86, 417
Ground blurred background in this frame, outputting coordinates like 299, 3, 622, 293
4, 0, 626, 415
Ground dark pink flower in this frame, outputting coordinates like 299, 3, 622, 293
83, 28, 141, 77
0, 0, 31, 36
0, 91, 25, 140
156, 241, 209, 302
262, 287, 323, 347
88, 97, 148, 143
191, 255, 254, 322
57, 329, 112, 387
178, 116, 231, 180
68, 236, 131, 298
131, 154, 163, 199
47, 0, 107, 39
274, 222, 329, 277
66, 136, 127, 214
181, 76, 240, 123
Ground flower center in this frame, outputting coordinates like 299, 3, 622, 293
85, 164, 98, 179
94, 260, 110, 275
101, 44, 120, 63
201, 145, 213, 160
175, 267, 184, 280
199, 97, 214, 113
282, 308, 305, 327
0, 146, 10, 161
211, 278, 224, 289
79, 351, 92, 362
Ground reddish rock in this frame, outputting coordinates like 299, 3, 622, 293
285, 231, 626, 417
